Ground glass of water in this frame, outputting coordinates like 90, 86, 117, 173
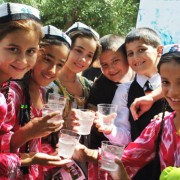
48, 93, 66, 107
97, 104, 118, 129
101, 141, 124, 171
58, 129, 81, 158
75, 109, 95, 135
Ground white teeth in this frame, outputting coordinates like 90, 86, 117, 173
171, 98, 180, 102
43, 74, 52, 79
135, 62, 143, 66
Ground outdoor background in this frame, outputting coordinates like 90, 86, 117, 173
0, 0, 140, 37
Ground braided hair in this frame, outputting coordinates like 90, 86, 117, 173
151, 99, 167, 180
15, 71, 32, 174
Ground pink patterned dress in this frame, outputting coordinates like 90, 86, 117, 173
122, 111, 180, 179
0, 92, 21, 179
0, 81, 43, 179
89, 112, 180, 180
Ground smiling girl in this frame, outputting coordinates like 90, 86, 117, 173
48, 22, 101, 130
0, 24, 72, 179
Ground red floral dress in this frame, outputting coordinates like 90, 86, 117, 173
122, 111, 180, 179
0, 93, 22, 179
89, 112, 180, 180
0, 81, 43, 179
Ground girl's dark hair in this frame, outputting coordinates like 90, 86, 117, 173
40, 37, 71, 50
68, 30, 102, 65
158, 52, 180, 72
17, 71, 32, 126
0, 19, 42, 41
14, 71, 31, 174
151, 100, 167, 180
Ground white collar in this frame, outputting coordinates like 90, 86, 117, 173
136, 73, 161, 89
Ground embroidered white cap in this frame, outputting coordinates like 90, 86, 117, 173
42, 25, 71, 48
66, 21, 100, 39
0, 2, 40, 24
163, 44, 180, 55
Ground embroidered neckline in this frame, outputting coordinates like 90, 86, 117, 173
54, 75, 88, 102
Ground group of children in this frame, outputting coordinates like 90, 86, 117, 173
0, 2, 179, 180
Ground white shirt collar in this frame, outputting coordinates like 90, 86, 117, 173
136, 73, 161, 89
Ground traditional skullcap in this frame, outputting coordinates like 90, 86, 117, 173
0, 2, 40, 24
66, 21, 100, 40
42, 25, 71, 48
162, 44, 180, 55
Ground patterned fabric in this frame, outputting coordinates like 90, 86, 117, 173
0, 93, 22, 179
0, 81, 43, 179
122, 111, 180, 179
90, 112, 180, 180
47, 75, 92, 129
0, 153, 21, 179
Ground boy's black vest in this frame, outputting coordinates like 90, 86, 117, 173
127, 79, 163, 180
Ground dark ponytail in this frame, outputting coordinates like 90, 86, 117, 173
151, 99, 167, 180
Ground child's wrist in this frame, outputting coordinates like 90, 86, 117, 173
85, 148, 98, 163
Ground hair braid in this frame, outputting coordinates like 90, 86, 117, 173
151, 99, 167, 180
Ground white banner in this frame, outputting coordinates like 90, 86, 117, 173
136, 0, 180, 45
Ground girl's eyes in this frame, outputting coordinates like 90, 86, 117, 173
27, 49, 37, 55
87, 54, 93, 59
161, 80, 169, 86
8, 47, 19, 53
57, 63, 64, 68
7, 47, 38, 56
75, 48, 82, 54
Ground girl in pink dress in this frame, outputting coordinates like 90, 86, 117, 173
1, 25, 72, 179
0, 3, 71, 179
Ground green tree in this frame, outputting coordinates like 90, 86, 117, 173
2, 0, 140, 37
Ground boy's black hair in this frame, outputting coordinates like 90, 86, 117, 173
125, 27, 162, 48
100, 34, 125, 52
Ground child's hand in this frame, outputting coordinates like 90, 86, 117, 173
69, 109, 80, 132
130, 95, 154, 120
21, 152, 72, 166
26, 112, 64, 139
109, 158, 130, 180
94, 112, 114, 135
72, 143, 98, 163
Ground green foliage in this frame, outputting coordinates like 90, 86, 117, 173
1, 0, 140, 37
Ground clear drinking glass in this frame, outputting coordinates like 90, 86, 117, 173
101, 141, 124, 171
97, 104, 118, 129
58, 129, 81, 158
75, 109, 95, 135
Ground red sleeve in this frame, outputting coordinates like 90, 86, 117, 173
122, 119, 161, 179
0, 153, 21, 178
0, 82, 23, 152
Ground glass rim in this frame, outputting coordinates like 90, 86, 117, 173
101, 140, 125, 147
97, 103, 118, 108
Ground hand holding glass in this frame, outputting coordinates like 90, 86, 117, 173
97, 104, 118, 129
101, 141, 124, 171
58, 129, 80, 158
75, 109, 95, 135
